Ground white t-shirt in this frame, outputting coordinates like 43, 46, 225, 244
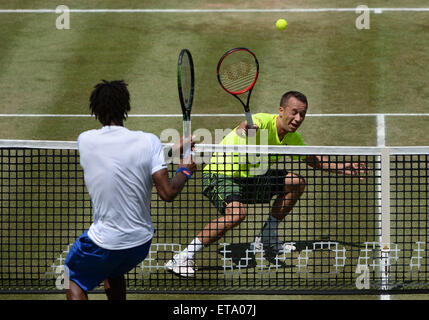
78, 126, 167, 250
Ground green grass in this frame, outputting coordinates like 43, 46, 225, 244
0, 0, 429, 300
1, 4, 428, 130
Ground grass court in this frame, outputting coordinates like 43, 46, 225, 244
0, 0, 428, 300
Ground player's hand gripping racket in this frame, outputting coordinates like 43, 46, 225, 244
217, 47, 259, 129
177, 48, 195, 159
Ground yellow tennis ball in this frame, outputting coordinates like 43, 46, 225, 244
275, 18, 288, 31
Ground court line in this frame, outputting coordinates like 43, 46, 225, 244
376, 115, 386, 147
4, 113, 427, 149
0, 113, 428, 117
0, 8, 428, 13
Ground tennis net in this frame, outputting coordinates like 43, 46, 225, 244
0, 140, 428, 294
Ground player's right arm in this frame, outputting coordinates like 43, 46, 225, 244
235, 120, 259, 138
152, 164, 196, 202
153, 137, 197, 202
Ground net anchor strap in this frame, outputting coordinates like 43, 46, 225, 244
380, 147, 391, 291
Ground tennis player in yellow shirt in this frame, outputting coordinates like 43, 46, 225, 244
166, 91, 366, 277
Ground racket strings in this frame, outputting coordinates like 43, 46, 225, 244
220, 71, 256, 92
180, 55, 192, 105
219, 61, 257, 93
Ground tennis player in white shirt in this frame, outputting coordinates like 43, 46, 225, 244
65, 80, 196, 300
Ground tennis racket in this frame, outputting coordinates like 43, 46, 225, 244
217, 47, 259, 128
177, 48, 195, 159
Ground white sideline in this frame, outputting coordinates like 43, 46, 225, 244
0, 8, 428, 13
2, 112, 429, 154
0, 113, 428, 117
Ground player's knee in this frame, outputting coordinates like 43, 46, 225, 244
225, 202, 247, 226
285, 174, 306, 193
297, 176, 306, 192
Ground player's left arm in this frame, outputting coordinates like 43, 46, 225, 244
306, 155, 367, 180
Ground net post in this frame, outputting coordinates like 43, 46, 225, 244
380, 147, 391, 292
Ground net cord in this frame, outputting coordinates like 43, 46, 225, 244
0, 140, 428, 156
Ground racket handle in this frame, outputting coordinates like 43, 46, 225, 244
182, 149, 195, 166
245, 111, 254, 128
183, 147, 192, 159
166, 147, 194, 160
183, 119, 192, 161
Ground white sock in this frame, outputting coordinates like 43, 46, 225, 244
261, 215, 281, 240
181, 237, 203, 260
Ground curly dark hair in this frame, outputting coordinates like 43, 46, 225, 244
89, 80, 131, 126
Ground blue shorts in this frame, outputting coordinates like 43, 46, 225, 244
65, 230, 152, 292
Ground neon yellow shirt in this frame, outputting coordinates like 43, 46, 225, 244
204, 113, 306, 177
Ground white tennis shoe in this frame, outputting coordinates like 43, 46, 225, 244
253, 236, 296, 254
165, 253, 197, 277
